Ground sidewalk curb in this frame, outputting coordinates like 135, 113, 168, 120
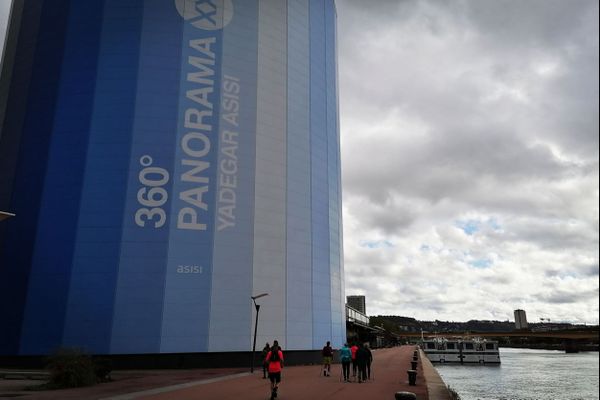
419, 349, 453, 400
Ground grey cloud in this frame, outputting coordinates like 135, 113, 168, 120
343, 125, 582, 212
541, 289, 598, 305
581, 264, 600, 277
464, 0, 597, 50
545, 264, 599, 279
500, 218, 598, 251
0, 1, 11, 58
355, 200, 416, 234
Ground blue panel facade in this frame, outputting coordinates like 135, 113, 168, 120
19, 0, 106, 355
61, 0, 145, 354
108, 0, 178, 354
325, 0, 344, 348
0, 0, 50, 355
209, 0, 259, 351
286, 0, 313, 350
2, 0, 73, 355
0, 0, 344, 355
310, 0, 333, 348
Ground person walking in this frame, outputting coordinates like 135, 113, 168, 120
339, 343, 352, 382
356, 343, 369, 383
265, 340, 284, 399
261, 342, 271, 379
364, 343, 373, 380
350, 342, 359, 379
322, 341, 333, 377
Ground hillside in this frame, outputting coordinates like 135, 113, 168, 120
369, 315, 590, 334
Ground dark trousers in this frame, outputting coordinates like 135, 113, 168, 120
358, 362, 367, 382
366, 362, 371, 379
342, 361, 351, 381
352, 360, 357, 376
262, 362, 268, 377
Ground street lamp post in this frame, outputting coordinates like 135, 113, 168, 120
250, 293, 269, 373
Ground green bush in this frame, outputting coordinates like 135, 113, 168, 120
93, 357, 113, 382
45, 348, 97, 388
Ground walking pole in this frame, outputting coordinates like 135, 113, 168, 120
371, 364, 375, 381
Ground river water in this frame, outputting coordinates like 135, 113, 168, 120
435, 347, 599, 400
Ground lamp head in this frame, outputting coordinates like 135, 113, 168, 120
251, 293, 269, 300
0, 211, 16, 222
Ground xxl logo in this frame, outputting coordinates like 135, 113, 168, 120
175, 0, 233, 30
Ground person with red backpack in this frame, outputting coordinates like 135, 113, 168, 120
350, 342, 359, 379
265, 340, 284, 399
322, 341, 334, 376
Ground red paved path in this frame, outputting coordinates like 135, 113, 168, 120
136, 346, 429, 400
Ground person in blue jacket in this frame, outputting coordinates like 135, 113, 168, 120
339, 343, 352, 382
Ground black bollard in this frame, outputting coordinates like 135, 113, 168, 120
407, 369, 417, 386
395, 391, 417, 400
412, 355, 418, 362
411, 360, 417, 370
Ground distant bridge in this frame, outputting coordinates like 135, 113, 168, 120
396, 330, 599, 340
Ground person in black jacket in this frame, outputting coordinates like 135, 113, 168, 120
355, 342, 370, 383
322, 341, 334, 376
261, 342, 271, 379
364, 343, 373, 379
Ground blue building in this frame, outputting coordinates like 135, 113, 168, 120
0, 0, 344, 356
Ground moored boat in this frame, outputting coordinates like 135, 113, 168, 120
422, 337, 501, 364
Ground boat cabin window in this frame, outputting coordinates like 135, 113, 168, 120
446, 343, 455, 350
464, 342, 474, 350
426, 342, 436, 349
486, 343, 495, 350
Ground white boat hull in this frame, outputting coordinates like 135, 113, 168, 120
422, 339, 501, 364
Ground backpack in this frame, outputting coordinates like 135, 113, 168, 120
340, 347, 352, 362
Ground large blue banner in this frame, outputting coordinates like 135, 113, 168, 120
1, 0, 345, 355
160, 0, 229, 353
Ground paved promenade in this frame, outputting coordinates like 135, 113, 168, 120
0, 346, 451, 400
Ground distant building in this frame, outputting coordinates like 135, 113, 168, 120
347, 295, 366, 315
514, 309, 529, 330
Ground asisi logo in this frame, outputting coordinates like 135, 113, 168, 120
175, 0, 233, 30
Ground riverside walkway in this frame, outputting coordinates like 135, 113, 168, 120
0, 346, 452, 400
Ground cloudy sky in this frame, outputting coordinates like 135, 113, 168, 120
0, 1, 8, 56
336, 0, 599, 324
0, 1, 597, 325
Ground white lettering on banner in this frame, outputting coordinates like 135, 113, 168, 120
177, 37, 217, 231
217, 74, 240, 231
135, 155, 170, 228
177, 265, 203, 273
